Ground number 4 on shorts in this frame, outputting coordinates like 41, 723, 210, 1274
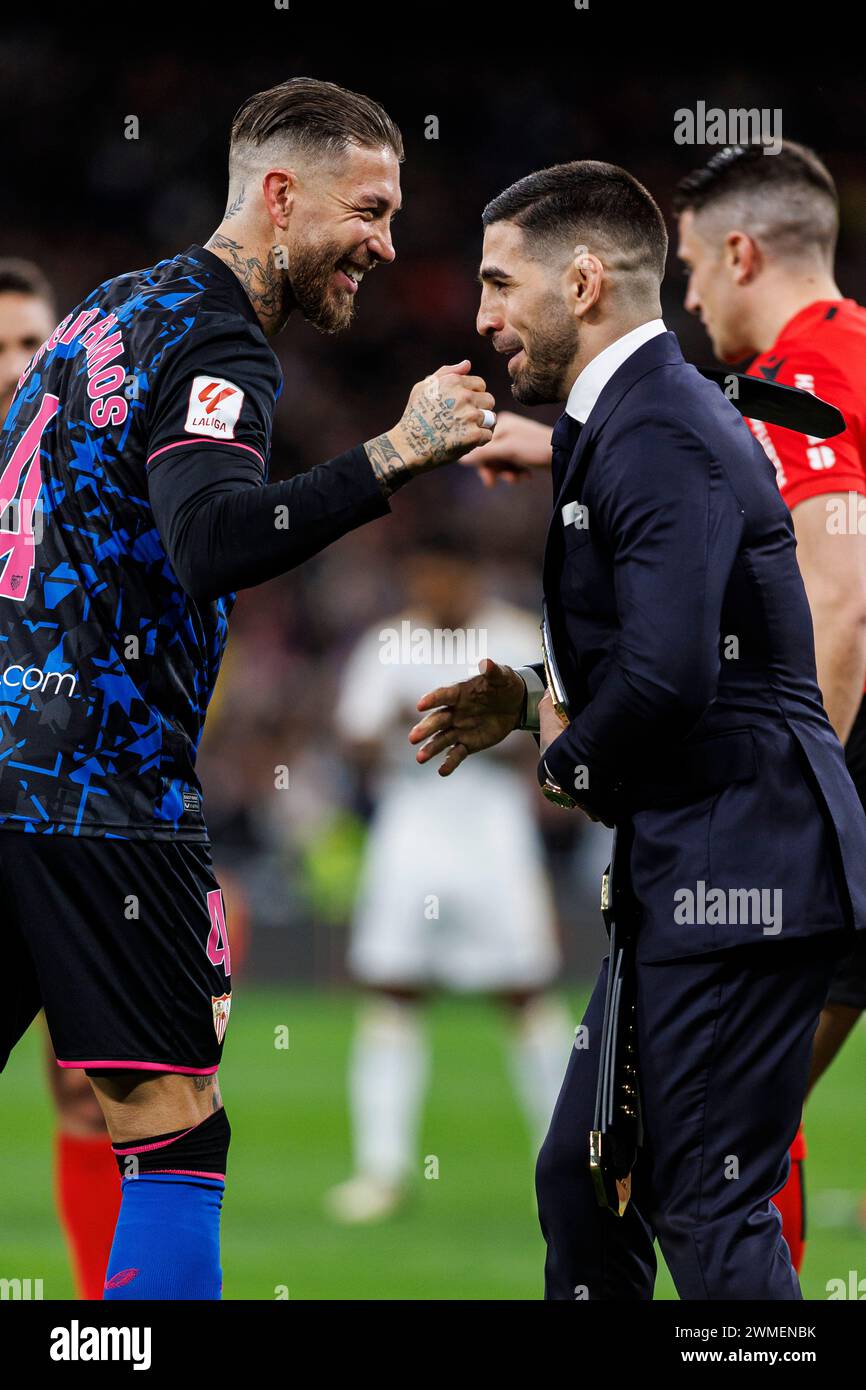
206, 888, 232, 976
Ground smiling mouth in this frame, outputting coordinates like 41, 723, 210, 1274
336, 262, 368, 294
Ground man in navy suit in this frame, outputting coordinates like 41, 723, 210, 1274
409, 160, 866, 1299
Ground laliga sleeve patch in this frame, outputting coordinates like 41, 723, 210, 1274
184, 375, 245, 440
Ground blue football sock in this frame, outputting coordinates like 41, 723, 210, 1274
103, 1172, 224, 1300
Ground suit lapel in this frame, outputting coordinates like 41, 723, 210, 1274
552, 331, 684, 512
543, 331, 686, 577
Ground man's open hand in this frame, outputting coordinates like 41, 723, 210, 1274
409, 658, 526, 776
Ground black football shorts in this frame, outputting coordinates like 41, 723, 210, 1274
828, 697, 866, 1010
1, 833, 233, 1074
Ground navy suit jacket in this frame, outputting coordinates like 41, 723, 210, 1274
539, 330, 866, 960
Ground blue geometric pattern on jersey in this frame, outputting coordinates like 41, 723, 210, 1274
0, 250, 262, 838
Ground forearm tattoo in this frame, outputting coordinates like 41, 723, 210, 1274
365, 433, 413, 497
367, 377, 473, 496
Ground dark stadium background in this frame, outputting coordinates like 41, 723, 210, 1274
2, 17, 866, 1305
3, 32, 866, 989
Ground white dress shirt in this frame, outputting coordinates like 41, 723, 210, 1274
517, 319, 668, 733
565, 318, 667, 423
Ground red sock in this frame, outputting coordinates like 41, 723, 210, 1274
771, 1123, 807, 1274
55, 1132, 122, 1300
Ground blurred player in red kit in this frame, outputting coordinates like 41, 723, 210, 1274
674, 141, 866, 1270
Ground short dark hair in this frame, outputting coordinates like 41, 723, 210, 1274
672, 140, 838, 261
230, 76, 404, 165
482, 160, 669, 281
0, 257, 54, 308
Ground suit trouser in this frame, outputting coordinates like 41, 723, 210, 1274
535, 929, 850, 1300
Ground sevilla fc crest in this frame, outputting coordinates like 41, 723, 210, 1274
212, 993, 232, 1043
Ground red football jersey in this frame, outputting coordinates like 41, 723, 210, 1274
746, 298, 866, 509
747, 297, 866, 694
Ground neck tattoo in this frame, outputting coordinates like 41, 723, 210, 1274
205, 232, 289, 335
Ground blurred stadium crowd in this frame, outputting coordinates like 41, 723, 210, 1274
4, 35, 866, 980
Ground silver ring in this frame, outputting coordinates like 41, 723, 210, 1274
481, 409, 496, 430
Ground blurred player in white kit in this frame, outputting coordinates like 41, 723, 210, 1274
325, 540, 572, 1223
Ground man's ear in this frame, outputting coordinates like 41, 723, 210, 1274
262, 168, 297, 232
725, 230, 761, 286
567, 243, 605, 319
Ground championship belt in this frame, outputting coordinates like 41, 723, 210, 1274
589, 823, 642, 1217
541, 600, 569, 723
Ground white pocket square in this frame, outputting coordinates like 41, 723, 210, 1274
561, 500, 589, 530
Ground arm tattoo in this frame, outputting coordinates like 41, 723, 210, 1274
365, 377, 470, 496
204, 232, 288, 334
365, 433, 413, 497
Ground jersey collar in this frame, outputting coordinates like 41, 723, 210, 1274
184, 244, 264, 330
771, 298, 854, 350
